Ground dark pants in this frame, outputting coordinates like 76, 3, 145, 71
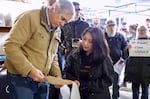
112, 72, 120, 99
79, 80, 88, 99
132, 82, 149, 99
49, 85, 60, 99
7, 72, 49, 99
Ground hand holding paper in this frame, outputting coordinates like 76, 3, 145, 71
60, 82, 81, 99
113, 58, 125, 75
45, 76, 73, 85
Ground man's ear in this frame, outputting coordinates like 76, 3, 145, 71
52, 4, 59, 13
50, 0, 57, 5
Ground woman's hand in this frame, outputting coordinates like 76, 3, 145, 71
128, 43, 132, 49
74, 80, 80, 87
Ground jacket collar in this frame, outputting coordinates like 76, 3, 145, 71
74, 17, 83, 24
40, 6, 50, 32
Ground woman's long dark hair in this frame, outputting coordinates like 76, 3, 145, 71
79, 27, 110, 64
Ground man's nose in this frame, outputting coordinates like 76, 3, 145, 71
60, 21, 66, 26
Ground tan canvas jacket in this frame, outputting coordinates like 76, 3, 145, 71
3, 7, 61, 77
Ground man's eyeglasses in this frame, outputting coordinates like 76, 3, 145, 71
75, 9, 81, 11
139, 29, 146, 32
108, 24, 115, 27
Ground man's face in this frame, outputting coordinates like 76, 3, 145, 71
50, 11, 73, 28
107, 24, 115, 33
146, 20, 150, 28
74, 5, 80, 19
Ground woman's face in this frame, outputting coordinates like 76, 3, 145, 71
81, 32, 93, 55
138, 29, 147, 37
129, 27, 135, 34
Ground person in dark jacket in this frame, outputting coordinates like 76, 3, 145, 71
63, 27, 114, 99
125, 25, 150, 99
105, 19, 128, 99
61, 1, 89, 59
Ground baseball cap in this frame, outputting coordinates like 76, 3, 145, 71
106, 20, 115, 26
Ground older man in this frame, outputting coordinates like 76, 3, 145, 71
105, 19, 128, 99
3, 0, 75, 99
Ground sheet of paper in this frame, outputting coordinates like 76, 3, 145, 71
59, 82, 81, 99
70, 82, 81, 99
45, 76, 72, 85
60, 85, 70, 99
113, 60, 125, 75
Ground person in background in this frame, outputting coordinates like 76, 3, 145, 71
91, 18, 100, 28
146, 18, 150, 36
0, 13, 5, 26
3, 0, 75, 99
61, 1, 89, 60
91, 17, 106, 33
121, 24, 138, 88
105, 19, 128, 99
63, 27, 114, 99
125, 25, 150, 99
126, 24, 138, 42
119, 21, 129, 39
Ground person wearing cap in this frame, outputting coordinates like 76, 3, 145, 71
125, 25, 150, 99
105, 19, 128, 99
61, 1, 89, 60
3, 0, 75, 99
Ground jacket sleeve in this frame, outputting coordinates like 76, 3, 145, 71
49, 54, 62, 77
102, 56, 114, 87
121, 34, 128, 60
63, 53, 78, 80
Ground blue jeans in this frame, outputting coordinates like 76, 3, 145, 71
7, 72, 49, 99
132, 82, 149, 99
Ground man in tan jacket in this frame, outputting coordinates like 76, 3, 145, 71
3, 0, 75, 99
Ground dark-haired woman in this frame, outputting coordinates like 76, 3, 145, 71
63, 27, 114, 99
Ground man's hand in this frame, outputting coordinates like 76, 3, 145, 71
54, 76, 63, 88
118, 58, 124, 64
28, 68, 46, 82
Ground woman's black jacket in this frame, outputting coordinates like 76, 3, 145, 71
125, 38, 150, 84
63, 49, 114, 99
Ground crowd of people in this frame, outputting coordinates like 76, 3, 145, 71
1, 0, 150, 99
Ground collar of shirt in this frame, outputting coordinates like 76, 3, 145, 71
46, 7, 55, 33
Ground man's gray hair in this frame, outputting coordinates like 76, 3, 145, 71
57, 0, 75, 16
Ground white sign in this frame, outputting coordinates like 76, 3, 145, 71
129, 39, 150, 57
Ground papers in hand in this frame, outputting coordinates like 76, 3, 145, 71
60, 82, 81, 99
70, 82, 81, 99
113, 59, 125, 75
60, 85, 70, 99
45, 76, 72, 85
